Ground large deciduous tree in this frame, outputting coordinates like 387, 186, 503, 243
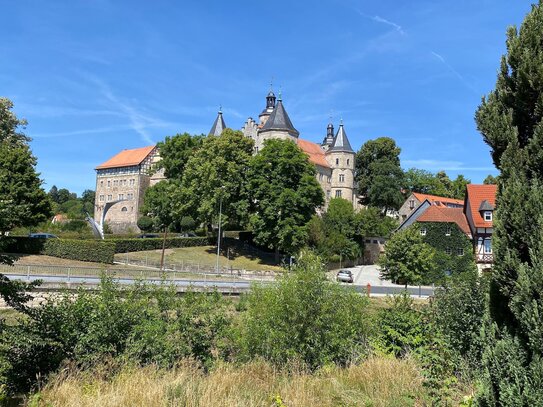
156, 132, 203, 180
378, 226, 436, 287
180, 129, 253, 229
355, 137, 404, 212
474, 3, 543, 404
248, 139, 324, 259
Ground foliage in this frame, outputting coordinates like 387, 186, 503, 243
237, 251, 369, 370
373, 292, 426, 358
179, 129, 254, 229
4, 237, 115, 263
47, 185, 94, 219
248, 139, 324, 256
179, 216, 195, 232
402, 168, 471, 199
0, 278, 232, 394
156, 132, 203, 180
354, 207, 398, 238
430, 271, 488, 373
140, 180, 178, 230
483, 174, 498, 185
307, 198, 361, 261
474, 2, 543, 404
137, 215, 155, 232
355, 137, 404, 212
420, 222, 476, 281
111, 236, 212, 253
378, 226, 437, 286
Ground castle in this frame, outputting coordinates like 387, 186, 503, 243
94, 90, 359, 233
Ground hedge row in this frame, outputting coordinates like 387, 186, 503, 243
1, 237, 115, 264
111, 237, 213, 253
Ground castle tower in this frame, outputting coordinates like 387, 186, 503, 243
326, 120, 356, 205
209, 107, 226, 136
322, 121, 335, 151
256, 94, 299, 151
258, 90, 276, 126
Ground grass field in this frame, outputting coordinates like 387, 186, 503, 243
116, 246, 284, 272
29, 358, 430, 407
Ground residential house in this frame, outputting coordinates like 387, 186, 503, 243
464, 184, 497, 272
399, 192, 464, 222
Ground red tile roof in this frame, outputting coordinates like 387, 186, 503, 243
465, 184, 497, 228
418, 205, 471, 235
412, 193, 464, 207
96, 146, 156, 170
297, 139, 330, 168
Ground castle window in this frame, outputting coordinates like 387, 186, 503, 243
100, 181, 103, 187
118, 194, 124, 200
107, 194, 112, 201
130, 179, 135, 186
121, 207, 128, 212
127, 193, 133, 200
107, 180, 111, 187
347, 159, 350, 165
319, 173, 323, 181
339, 174, 345, 183
326, 190, 331, 199
335, 190, 342, 198
328, 176, 331, 183
336, 158, 339, 165
99, 195, 104, 202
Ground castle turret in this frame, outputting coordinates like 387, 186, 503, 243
257, 94, 299, 151
259, 90, 276, 126
326, 121, 356, 206
209, 107, 226, 136
322, 121, 335, 150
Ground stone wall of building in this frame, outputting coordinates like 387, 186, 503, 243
326, 150, 356, 205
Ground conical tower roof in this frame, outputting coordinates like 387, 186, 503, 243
328, 121, 354, 153
260, 98, 299, 137
209, 108, 226, 136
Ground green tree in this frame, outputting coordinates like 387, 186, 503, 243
141, 180, 177, 230
378, 226, 437, 286
156, 132, 203, 180
449, 174, 470, 200
354, 207, 398, 239
474, 3, 543, 403
179, 216, 195, 232
355, 137, 404, 212
137, 215, 154, 232
238, 251, 370, 370
483, 174, 498, 185
402, 168, 441, 195
248, 139, 324, 258
180, 129, 253, 230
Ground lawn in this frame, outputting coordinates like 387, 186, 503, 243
115, 245, 284, 273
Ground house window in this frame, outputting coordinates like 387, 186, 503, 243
336, 158, 339, 165
118, 194, 124, 200
445, 247, 452, 255
445, 226, 451, 236
339, 174, 345, 183
121, 207, 128, 212
484, 211, 492, 221
420, 227, 427, 236
335, 190, 342, 198
99, 195, 104, 202
457, 248, 464, 256
484, 238, 492, 254
107, 194, 112, 201
107, 180, 111, 187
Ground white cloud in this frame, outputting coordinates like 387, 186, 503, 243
430, 51, 478, 94
371, 15, 406, 36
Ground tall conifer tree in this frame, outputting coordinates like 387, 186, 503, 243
475, 2, 543, 404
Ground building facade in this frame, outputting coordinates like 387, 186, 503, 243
94, 89, 360, 232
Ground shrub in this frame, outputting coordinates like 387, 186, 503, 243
179, 216, 195, 232
1, 237, 115, 263
0, 278, 232, 395
111, 236, 212, 253
237, 250, 370, 370
137, 216, 154, 232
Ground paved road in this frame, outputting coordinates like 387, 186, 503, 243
6, 273, 434, 297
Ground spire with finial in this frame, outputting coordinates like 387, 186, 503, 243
209, 106, 226, 136
323, 114, 335, 146
328, 119, 354, 153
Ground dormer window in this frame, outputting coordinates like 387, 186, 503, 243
484, 211, 492, 221
409, 200, 415, 209
445, 226, 451, 236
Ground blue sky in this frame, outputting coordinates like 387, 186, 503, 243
1, 0, 531, 195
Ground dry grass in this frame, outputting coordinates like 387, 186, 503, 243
14, 255, 147, 270
29, 358, 429, 407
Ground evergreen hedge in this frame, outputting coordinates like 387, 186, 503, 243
1, 237, 115, 264
111, 236, 213, 253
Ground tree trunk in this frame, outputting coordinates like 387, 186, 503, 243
160, 228, 168, 272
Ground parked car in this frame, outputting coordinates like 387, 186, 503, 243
178, 232, 197, 238
336, 269, 354, 283
137, 234, 160, 239
29, 233, 58, 239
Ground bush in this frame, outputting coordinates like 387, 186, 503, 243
111, 236, 212, 253
0, 278, 232, 394
136, 216, 154, 233
1, 237, 115, 263
237, 250, 370, 370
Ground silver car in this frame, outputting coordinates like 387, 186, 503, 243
336, 269, 353, 283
